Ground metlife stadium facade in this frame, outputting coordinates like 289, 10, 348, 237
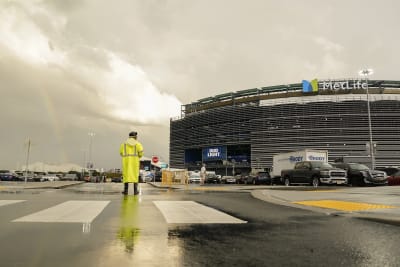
169, 79, 400, 174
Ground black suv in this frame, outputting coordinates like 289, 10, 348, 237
332, 162, 387, 186
245, 172, 272, 185
205, 174, 221, 184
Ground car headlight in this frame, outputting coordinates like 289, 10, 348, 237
360, 171, 370, 177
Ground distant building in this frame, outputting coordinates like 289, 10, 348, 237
170, 79, 400, 174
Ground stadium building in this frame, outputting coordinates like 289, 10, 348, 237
169, 79, 400, 175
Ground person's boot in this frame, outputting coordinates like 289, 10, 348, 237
134, 183, 139, 195
122, 183, 128, 195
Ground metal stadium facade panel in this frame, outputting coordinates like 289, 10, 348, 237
170, 79, 400, 175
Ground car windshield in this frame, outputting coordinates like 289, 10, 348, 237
349, 163, 370, 170
310, 162, 332, 169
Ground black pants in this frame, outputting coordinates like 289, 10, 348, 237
123, 183, 139, 195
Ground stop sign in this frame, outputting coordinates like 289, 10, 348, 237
152, 156, 159, 164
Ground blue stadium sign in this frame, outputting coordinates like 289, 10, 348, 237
202, 146, 227, 161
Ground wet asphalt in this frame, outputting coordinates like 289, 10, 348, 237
0, 183, 399, 267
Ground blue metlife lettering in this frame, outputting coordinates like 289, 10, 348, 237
289, 156, 303, 162
308, 155, 325, 161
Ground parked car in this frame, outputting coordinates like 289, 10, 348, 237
188, 173, 201, 184
205, 173, 221, 184
144, 173, 155, 182
111, 177, 122, 183
235, 174, 247, 184
246, 172, 272, 185
221, 175, 237, 184
62, 173, 79, 181
90, 176, 101, 183
40, 175, 60, 182
332, 163, 387, 186
388, 169, 400, 185
0, 173, 22, 181
377, 167, 399, 176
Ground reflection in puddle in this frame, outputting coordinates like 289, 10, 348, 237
117, 195, 141, 253
82, 222, 91, 233
117, 227, 140, 253
96, 195, 184, 266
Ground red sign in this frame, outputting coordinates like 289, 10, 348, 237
152, 156, 159, 164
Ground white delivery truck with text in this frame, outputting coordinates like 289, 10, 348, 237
271, 149, 328, 184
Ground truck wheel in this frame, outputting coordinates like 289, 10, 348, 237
284, 177, 290, 186
312, 177, 320, 188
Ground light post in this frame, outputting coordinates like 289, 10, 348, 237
88, 132, 95, 181
358, 69, 375, 169
24, 139, 31, 183
81, 149, 87, 181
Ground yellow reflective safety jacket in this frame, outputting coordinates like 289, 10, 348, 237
120, 138, 144, 183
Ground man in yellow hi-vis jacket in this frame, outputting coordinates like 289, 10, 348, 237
120, 131, 144, 195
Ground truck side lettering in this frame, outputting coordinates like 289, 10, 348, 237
308, 155, 325, 161
289, 156, 303, 162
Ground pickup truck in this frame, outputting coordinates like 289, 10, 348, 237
281, 161, 347, 187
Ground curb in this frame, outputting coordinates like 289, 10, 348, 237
0, 181, 85, 192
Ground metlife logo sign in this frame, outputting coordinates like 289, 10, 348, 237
302, 79, 319, 92
302, 79, 368, 93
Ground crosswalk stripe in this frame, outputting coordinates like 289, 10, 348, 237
153, 201, 247, 224
0, 200, 25, 207
13, 200, 110, 223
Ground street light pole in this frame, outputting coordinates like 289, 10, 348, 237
88, 132, 95, 181
82, 150, 86, 181
24, 138, 31, 183
358, 69, 375, 169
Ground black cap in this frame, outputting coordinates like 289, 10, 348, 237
129, 131, 137, 137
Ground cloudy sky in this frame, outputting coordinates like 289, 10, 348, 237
1, 0, 399, 171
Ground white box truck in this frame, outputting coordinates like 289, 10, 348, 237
271, 149, 328, 182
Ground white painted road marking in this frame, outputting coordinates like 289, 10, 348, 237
154, 201, 247, 224
13, 200, 110, 223
0, 200, 25, 207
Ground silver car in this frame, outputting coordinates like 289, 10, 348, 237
188, 173, 201, 183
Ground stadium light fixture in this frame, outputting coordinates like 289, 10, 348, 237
358, 69, 375, 169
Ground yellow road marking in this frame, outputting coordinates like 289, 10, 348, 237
293, 200, 397, 211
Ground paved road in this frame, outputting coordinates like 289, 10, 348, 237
2, 181, 400, 222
